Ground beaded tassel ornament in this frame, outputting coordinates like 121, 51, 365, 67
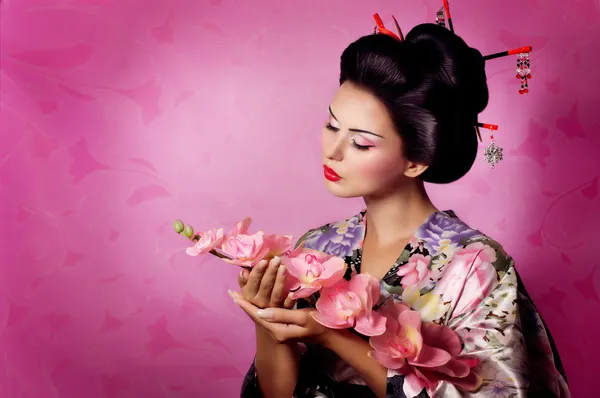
517, 52, 532, 94
436, 8, 446, 26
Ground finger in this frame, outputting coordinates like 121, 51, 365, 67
230, 292, 305, 344
244, 260, 268, 296
255, 307, 306, 326
230, 291, 273, 329
257, 257, 281, 303
241, 267, 251, 279
283, 295, 295, 310
270, 265, 289, 307
237, 268, 250, 289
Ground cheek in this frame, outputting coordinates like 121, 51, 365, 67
355, 153, 405, 181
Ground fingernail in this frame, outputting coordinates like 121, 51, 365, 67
278, 266, 286, 276
239, 269, 245, 279
256, 309, 272, 319
228, 290, 238, 303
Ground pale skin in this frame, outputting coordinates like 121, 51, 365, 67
230, 81, 440, 397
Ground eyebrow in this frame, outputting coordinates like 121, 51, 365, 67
328, 106, 385, 138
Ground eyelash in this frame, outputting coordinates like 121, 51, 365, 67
324, 123, 371, 151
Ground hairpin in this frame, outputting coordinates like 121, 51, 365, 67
482, 46, 532, 61
477, 123, 503, 168
391, 15, 405, 41
442, 0, 454, 33
483, 46, 532, 94
476, 123, 498, 131
373, 13, 403, 41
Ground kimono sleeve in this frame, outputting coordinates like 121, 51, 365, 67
426, 243, 569, 397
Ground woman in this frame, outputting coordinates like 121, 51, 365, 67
229, 22, 570, 397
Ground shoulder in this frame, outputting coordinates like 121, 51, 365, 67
413, 211, 516, 319
294, 211, 366, 259
414, 210, 513, 274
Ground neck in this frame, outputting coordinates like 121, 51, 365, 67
363, 181, 437, 246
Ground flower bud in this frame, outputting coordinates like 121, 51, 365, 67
173, 220, 184, 233
183, 225, 194, 238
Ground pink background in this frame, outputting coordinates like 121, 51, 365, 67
1, 0, 599, 397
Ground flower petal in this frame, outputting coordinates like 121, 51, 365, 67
185, 247, 201, 256
349, 273, 380, 315
367, 350, 405, 370
412, 292, 448, 323
230, 217, 252, 235
450, 370, 483, 391
310, 311, 351, 329
282, 256, 308, 279
289, 286, 319, 300
396, 263, 415, 276
320, 256, 347, 280
369, 319, 398, 352
418, 367, 482, 392
409, 344, 451, 368
263, 234, 294, 256
401, 273, 419, 287
402, 285, 421, 307
355, 311, 387, 336
420, 323, 462, 357
403, 372, 429, 398
397, 308, 422, 330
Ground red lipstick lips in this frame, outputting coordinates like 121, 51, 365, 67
323, 165, 341, 182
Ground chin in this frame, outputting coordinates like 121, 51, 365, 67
323, 181, 363, 198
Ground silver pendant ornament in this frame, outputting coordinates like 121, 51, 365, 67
484, 139, 504, 168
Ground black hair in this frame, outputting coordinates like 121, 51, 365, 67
339, 23, 489, 184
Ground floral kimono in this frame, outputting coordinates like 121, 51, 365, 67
241, 210, 570, 397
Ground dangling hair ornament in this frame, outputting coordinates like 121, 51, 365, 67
373, 13, 404, 41
483, 46, 533, 94
477, 123, 503, 168
516, 52, 532, 94
436, 7, 446, 27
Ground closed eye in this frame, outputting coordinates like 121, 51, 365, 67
325, 123, 339, 132
324, 123, 372, 151
352, 141, 371, 151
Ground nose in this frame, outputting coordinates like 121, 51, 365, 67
322, 131, 344, 162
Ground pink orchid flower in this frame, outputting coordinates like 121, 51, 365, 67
368, 301, 481, 397
186, 228, 225, 256
311, 273, 387, 336
228, 217, 252, 236
396, 254, 432, 289
220, 218, 293, 267
282, 247, 347, 299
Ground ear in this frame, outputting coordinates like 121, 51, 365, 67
403, 161, 429, 178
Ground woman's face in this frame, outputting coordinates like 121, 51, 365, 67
321, 81, 416, 198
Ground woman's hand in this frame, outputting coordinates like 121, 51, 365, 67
229, 291, 330, 344
236, 256, 295, 310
